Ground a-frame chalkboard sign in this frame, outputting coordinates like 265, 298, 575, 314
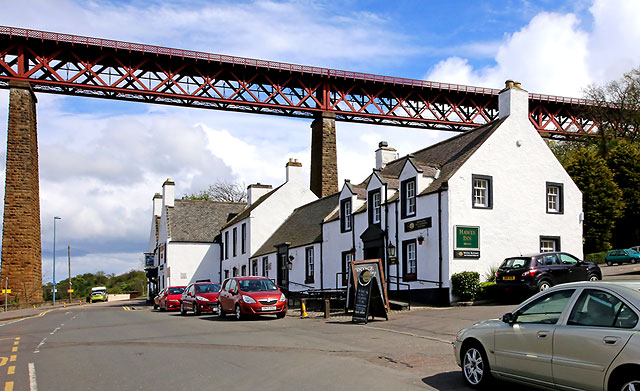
350, 259, 389, 323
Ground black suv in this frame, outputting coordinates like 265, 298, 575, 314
496, 252, 602, 293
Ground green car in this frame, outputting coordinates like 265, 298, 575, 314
605, 249, 640, 266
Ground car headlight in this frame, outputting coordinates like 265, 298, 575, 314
242, 295, 256, 303
195, 296, 209, 302
279, 293, 286, 302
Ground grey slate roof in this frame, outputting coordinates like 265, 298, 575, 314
380, 118, 506, 195
167, 199, 246, 243
253, 193, 340, 257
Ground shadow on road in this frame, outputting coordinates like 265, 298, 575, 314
422, 372, 539, 391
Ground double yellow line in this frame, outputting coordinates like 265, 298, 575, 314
122, 306, 131, 311
1, 337, 19, 391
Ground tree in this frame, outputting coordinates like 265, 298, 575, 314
565, 147, 624, 253
183, 180, 247, 203
607, 140, 640, 248
582, 67, 640, 157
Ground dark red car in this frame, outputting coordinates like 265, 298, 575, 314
159, 286, 186, 311
180, 282, 221, 316
217, 277, 287, 320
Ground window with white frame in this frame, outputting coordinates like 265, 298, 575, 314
403, 240, 417, 280
341, 251, 353, 286
341, 199, 352, 232
305, 247, 314, 283
472, 174, 492, 209
369, 190, 381, 225
540, 237, 560, 252
241, 223, 247, 254
224, 231, 229, 259
546, 182, 564, 214
252, 259, 258, 276
401, 178, 416, 218
262, 256, 269, 277
233, 227, 237, 257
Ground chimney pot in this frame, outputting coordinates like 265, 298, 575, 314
379, 141, 388, 148
505, 79, 515, 89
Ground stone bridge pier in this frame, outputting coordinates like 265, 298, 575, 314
1, 81, 43, 304
310, 112, 338, 198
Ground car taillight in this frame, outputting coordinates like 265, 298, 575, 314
522, 268, 538, 277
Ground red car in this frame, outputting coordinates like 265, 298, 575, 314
217, 277, 287, 320
180, 282, 221, 315
159, 286, 186, 311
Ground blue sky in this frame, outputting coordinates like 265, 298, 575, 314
0, 0, 639, 280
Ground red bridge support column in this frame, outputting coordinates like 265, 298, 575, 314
1, 81, 43, 304
310, 112, 338, 198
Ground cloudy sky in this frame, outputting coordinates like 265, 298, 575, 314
1, 0, 639, 281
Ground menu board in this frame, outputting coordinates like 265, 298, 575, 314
350, 259, 389, 323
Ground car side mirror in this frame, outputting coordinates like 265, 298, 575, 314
502, 312, 515, 324
228, 289, 235, 295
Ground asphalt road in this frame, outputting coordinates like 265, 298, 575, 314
0, 264, 634, 391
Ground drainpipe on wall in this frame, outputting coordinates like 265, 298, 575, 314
320, 223, 324, 290
384, 183, 390, 293
395, 193, 399, 292
438, 183, 447, 305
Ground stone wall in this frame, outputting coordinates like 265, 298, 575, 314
0, 81, 43, 304
310, 112, 338, 198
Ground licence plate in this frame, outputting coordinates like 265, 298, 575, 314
262, 306, 277, 311
503, 276, 515, 281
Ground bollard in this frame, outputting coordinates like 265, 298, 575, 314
300, 299, 309, 318
324, 299, 330, 319
33, 305, 36, 310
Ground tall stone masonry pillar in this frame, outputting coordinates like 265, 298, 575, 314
310, 111, 338, 198
1, 81, 43, 304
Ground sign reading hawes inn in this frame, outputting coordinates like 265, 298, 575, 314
454, 226, 480, 259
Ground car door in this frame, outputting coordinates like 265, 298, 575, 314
559, 253, 588, 282
538, 254, 567, 285
219, 279, 230, 311
494, 289, 576, 388
552, 288, 639, 391
186, 285, 195, 310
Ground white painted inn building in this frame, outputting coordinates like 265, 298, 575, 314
146, 82, 583, 304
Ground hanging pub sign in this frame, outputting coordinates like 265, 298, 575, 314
454, 226, 480, 258
350, 259, 389, 323
404, 217, 432, 232
145, 253, 154, 268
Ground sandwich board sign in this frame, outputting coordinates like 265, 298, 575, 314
350, 259, 389, 323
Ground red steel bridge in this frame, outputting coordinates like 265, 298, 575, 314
0, 26, 600, 137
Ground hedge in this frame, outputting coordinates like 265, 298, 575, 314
451, 271, 480, 301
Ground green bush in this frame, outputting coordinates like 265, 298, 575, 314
585, 251, 609, 264
478, 281, 497, 300
451, 271, 480, 301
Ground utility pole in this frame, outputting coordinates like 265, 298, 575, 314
68, 245, 72, 302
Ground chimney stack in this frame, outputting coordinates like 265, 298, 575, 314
286, 158, 303, 183
162, 178, 175, 208
499, 79, 528, 119
375, 141, 398, 169
153, 193, 163, 217
247, 183, 272, 206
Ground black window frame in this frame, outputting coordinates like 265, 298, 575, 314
546, 182, 564, 214
241, 223, 247, 254
252, 259, 258, 276
368, 189, 382, 226
224, 231, 229, 260
471, 174, 493, 209
241, 265, 246, 276
341, 251, 353, 286
233, 227, 237, 257
401, 177, 417, 219
402, 239, 418, 281
340, 198, 352, 233
262, 256, 269, 277
305, 247, 314, 283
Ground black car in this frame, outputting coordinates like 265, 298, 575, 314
495, 252, 601, 293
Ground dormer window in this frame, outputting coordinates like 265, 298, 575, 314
341, 199, 352, 232
368, 190, 381, 225
401, 178, 417, 218
472, 174, 493, 209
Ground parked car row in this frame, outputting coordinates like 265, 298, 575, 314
153, 276, 287, 321
606, 248, 640, 266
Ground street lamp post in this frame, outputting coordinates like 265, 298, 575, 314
53, 216, 61, 305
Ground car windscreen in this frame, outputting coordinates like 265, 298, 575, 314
168, 287, 185, 295
195, 283, 221, 293
500, 257, 530, 269
629, 249, 639, 254
91, 292, 104, 296
238, 279, 278, 292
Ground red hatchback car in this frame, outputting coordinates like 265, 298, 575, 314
218, 277, 287, 320
180, 282, 221, 315
159, 286, 186, 311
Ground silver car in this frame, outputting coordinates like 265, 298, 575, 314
453, 281, 640, 390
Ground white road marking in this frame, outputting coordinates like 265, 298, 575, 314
49, 327, 60, 335
33, 338, 46, 353
0, 318, 26, 328
28, 362, 37, 391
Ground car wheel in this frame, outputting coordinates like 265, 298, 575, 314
462, 344, 491, 388
276, 311, 286, 319
607, 260, 613, 266
193, 303, 200, 316
180, 303, 186, 316
588, 273, 599, 282
631, 259, 637, 264
217, 303, 226, 318
537, 280, 552, 292
613, 373, 640, 391
235, 304, 243, 321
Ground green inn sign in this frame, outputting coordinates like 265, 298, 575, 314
454, 226, 480, 259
